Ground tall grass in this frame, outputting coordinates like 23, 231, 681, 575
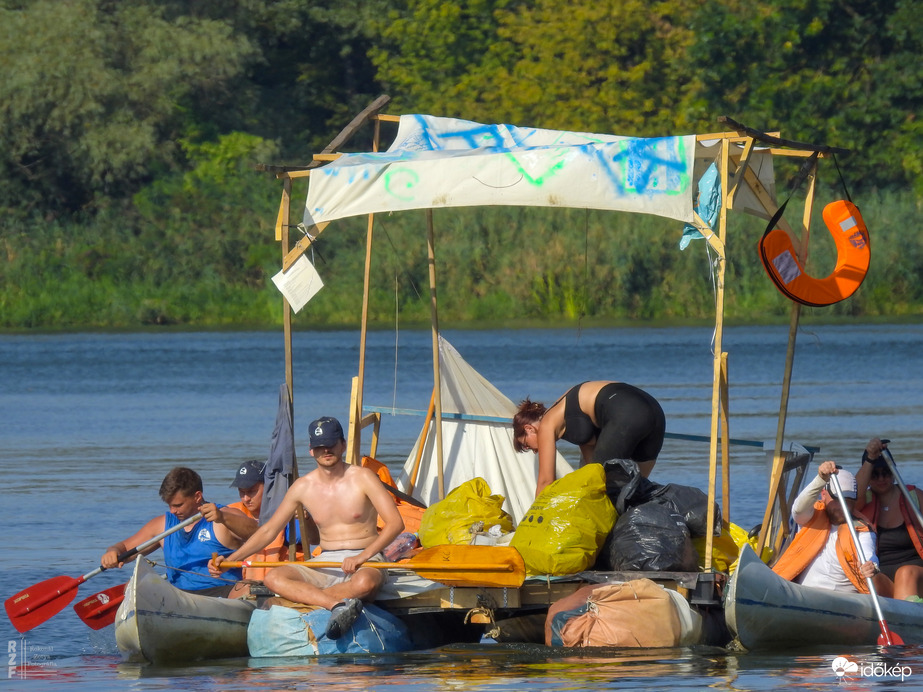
2, 190, 921, 330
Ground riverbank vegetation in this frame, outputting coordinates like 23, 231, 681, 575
1, 0, 921, 329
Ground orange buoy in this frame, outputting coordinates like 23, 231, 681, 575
758, 200, 870, 307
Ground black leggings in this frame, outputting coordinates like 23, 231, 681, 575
592, 383, 666, 463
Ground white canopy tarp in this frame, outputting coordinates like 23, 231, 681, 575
305, 115, 697, 227
397, 336, 573, 524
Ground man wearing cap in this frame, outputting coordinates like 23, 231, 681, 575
773, 460, 884, 593
211, 416, 404, 639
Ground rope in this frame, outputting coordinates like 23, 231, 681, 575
143, 557, 240, 585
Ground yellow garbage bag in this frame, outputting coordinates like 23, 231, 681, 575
418, 477, 514, 548
511, 464, 617, 576
693, 521, 774, 574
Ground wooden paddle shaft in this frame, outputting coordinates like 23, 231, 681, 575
219, 559, 515, 573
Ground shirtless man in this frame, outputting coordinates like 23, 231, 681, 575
210, 416, 403, 639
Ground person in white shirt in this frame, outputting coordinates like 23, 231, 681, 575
773, 461, 883, 593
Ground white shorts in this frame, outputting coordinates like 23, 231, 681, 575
288, 549, 385, 587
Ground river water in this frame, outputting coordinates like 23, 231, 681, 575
2, 323, 922, 689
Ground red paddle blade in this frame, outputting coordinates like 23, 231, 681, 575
5, 575, 80, 633
878, 623, 905, 646
73, 584, 126, 630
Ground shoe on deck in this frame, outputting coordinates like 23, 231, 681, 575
325, 598, 364, 639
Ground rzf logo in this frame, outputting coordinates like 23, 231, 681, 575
8, 639, 19, 678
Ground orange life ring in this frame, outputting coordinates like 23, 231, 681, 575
758, 199, 870, 307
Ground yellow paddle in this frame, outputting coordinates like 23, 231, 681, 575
219, 544, 525, 588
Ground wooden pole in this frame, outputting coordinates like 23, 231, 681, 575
351, 118, 381, 464
720, 352, 731, 525
756, 160, 817, 556
704, 138, 731, 568
426, 209, 445, 499
407, 388, 436, 494
278, 175, 308, 559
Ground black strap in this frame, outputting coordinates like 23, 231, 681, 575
380, 478, 428, 509
831, 153, 853, 204
760, 151, 819, 241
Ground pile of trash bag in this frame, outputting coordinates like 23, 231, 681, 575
594, 459, 720, 572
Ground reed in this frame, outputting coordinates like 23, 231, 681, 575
1, 191, 921, 329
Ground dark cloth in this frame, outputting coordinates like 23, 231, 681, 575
261, 383, 296, 524
877, 524, 923, 581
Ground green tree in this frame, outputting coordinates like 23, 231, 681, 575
371, 0, 703, 134
686, 0, 923, 192
0, 0, 259, 214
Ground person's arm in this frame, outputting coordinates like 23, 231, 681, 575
792, 461, 836, 526
209, 485, 300, 574
201, 502, 259, 548
341, 469, 406, 574
535, 406, 563, 497
101, 515, 166, 569
856, 437, 887, 511
855, 461, 873, 512
857, 528, 880, 568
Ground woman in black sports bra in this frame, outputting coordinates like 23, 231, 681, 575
512, 381, 665, 497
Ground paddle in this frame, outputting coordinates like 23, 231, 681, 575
881, 447, 923, 532
829, 470, 903, 646
218, 544, 525, 588
5, 512, 203, 633
72, 583, 127, 630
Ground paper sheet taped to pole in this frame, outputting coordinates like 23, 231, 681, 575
271, 255, 324, 313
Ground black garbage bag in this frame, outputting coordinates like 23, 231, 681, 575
602, 458, 720, 537
594, 502, 700, 572
602, 458, 660, 513
649, 483, 717, 538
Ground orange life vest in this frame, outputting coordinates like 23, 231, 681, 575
771, 501, 870, 593
759, 199, 870, 307
859, 487, 923, 563
362, 456, 426, 534
228, 501, 300, 580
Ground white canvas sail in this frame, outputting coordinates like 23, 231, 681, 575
397, 336, 573, 524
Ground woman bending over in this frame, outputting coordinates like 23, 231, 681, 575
513, 381, 665, 497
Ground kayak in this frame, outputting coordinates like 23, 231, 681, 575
114, 558, 255, 664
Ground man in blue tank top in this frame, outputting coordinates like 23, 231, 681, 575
101, 467, 258, 597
